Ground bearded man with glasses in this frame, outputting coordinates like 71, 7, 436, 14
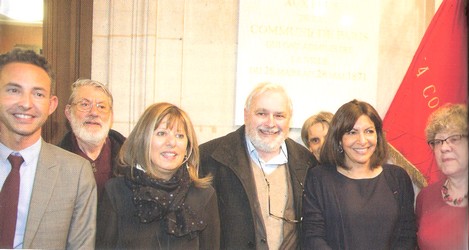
59, 79, 125, 202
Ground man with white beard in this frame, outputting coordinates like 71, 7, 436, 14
200, 82, 318, 250
59, 79, 125, 201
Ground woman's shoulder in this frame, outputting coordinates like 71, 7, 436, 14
104, 176, 128, 192
418, 179, 444, 197
382, 163, 410, 177
416, 179, 445, 211
187, 184, 216, 202
309, 164, 337, 175
185, 185, 217, 214
190, 183, 215, 193
381, 164, 415, 195
306, 164, 339, 184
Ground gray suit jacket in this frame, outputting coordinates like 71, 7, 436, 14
22, 141, 97, 249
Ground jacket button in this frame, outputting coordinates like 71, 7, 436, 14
261, 239, 267, 243
247, 241, 255, 248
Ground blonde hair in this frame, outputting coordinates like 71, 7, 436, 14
119, 102, 212, 188
301, 111, 334, 146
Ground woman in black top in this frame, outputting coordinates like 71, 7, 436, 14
302, 99, 416, 250
96, 103, 220, 249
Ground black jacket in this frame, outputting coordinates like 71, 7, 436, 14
96, 176, 220, 249
200, 125, 318, 249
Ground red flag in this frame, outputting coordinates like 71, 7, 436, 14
383, 0, 468, 186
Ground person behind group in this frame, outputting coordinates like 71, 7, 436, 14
0, 49, 96, 248
301, 111, 334, 161
96, 102, 219, 249
302, 99, 416, 249
59, 79, 125, 200
416, 103, 468, 249
200, 82, 318, 249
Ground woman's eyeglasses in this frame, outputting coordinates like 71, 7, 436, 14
428, 134, 467, 150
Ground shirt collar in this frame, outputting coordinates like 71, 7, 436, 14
246, 135, 288, 166
0, 138, 42, 166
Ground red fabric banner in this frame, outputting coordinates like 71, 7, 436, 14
383, 0, 468, 185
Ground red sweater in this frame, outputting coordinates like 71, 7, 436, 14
416, 179, 468, 250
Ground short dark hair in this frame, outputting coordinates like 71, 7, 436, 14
320, 99, 388, 169
0, 49, 55, 94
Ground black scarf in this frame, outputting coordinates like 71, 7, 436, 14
125, 166, 207, 237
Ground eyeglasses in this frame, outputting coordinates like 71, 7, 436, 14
428, 134, 467, 150
257, 158, 302, 224
263, 177, 301, 223
71, 100, 112, 114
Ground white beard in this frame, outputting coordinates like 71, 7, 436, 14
246, 126, 287, 153
69, 114, 110, 146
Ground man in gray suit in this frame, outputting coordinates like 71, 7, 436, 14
0, 49, 97, 249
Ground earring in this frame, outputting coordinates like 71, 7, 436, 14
338, 144, 344, 153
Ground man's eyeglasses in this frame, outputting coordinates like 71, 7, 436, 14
428, 134, 467, 150
257, 156, 302, 224
71, 100, 112, 114
263, 177, 301, 223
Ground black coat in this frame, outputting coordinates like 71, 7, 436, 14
96, 177, 220, 249
200, 125, 318, 249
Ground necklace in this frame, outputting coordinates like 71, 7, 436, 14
441, 179, 468, 206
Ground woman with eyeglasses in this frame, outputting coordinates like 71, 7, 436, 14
302, 99, 416, 249
416, 103, 468, 250
96, 103, 220, 249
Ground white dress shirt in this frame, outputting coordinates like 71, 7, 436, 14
0, 139, 41, 248
246, 136, 288, 175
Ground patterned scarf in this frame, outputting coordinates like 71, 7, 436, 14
125, 166, 206, 237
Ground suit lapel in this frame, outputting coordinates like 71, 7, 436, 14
23, 142, 60, 247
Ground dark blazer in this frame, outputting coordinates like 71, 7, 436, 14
23, 141, 97, 249
302, 164, 417, 250
96, 176, 220, 249
199, 125, 318, 249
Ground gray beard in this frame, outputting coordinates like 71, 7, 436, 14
246, 126, 287, 153
69, 115, 110, 146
